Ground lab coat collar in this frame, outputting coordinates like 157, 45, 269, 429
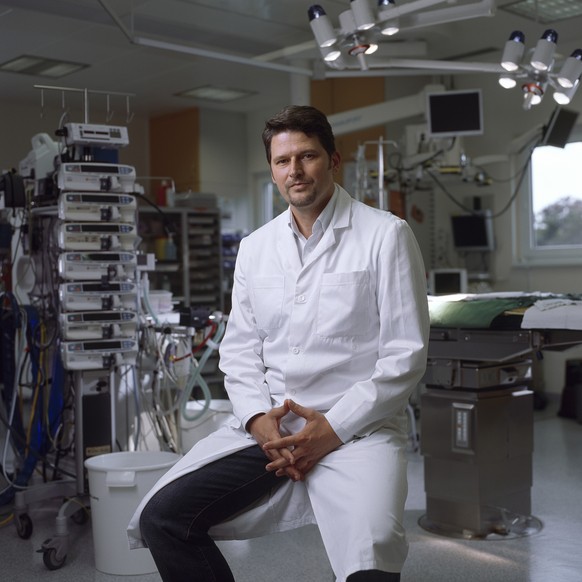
278, 184, 353, 273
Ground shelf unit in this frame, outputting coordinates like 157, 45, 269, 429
138, 206, 226, 398
138, 207, 223, 312
221, 231, 244, 314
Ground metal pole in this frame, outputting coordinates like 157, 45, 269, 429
378, 136, 388, 211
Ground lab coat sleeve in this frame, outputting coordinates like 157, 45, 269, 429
325, 218, 430, 443
218, 237, 272, 431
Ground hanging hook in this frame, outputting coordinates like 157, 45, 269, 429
125, 95, 135, 124
61, 90, 70, 116
106, 93, 115, 122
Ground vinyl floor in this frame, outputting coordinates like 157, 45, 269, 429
1, 399, 581, 582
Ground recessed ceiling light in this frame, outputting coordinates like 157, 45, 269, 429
176, 85, 254, 103
502, 0, 582, 23
0, 55, 88, 78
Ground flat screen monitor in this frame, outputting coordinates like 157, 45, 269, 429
451, 211, 494, 252
428, 268, 468, 296
426, 89, 484, 139
541, 107, 579, 148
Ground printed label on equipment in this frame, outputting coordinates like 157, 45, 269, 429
58, 192, 137, 222
64, 123, 129, 148
57, 163, 136, 193
452, 403, 474, 454
57, 222, 138, 250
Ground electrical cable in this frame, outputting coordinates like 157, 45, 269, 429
132, 191, 177, 237
425, 143, 537, 220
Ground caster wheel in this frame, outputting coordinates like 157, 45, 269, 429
15, 513, 33, 539
71, 507, 89, 525
42, 546, 67, 570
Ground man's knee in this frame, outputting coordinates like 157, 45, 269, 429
139, 495, 162, 542
346, 570, 400, 582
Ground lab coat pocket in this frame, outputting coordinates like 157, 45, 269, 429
251, 276, 285, 330
316, 270, 371, 338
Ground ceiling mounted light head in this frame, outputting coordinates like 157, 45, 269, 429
553, 79, 580, 105
501, 30, 525, 72
308, 5, 337, 48
350, 0, 376, 30
498, 73, 517, 89
530, 29, 558, 71
308, 0, 497, 75
339, 9, 358, 34
557, 49, 582, 89
321, 45, 342, 62
498, 27, 576, 110
378, 0, 399, 36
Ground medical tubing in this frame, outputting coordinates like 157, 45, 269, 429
179, 321, 226, 422
1, 305, 29, 491
141, 272, 160, 326
131, 365, 141, 448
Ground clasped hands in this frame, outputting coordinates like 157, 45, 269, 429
247, 399, 342, 482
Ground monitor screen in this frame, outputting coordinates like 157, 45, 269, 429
428, 268, 468, 295
451, 212, 494, 252
426, 90, 484, 139
541, 107, 579, 148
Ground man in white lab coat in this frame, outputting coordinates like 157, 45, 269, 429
129, 105, 430, 582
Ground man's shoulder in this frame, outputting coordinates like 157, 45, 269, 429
349, 196, 405, 227
242, 211, 287, 246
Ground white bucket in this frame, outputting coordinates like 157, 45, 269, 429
180, 399, 235, 452
85, 451, 181, 575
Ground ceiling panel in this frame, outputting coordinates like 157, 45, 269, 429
0, 0, 580, 117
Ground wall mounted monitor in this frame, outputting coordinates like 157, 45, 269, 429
428, 268, 468, 296
451, 211, 495, 252
541, 107, 579, 148
426, 89, 484, 139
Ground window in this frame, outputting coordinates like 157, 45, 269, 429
516, 125, 582, 266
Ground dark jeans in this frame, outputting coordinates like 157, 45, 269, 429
140, 444, 400, 582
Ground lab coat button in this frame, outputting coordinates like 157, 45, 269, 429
296, 294, 306, 303
291, 346, 300, 354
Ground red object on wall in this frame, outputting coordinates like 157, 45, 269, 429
156, 180, 169, 206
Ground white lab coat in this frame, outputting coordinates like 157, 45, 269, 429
128, 186, 429, 578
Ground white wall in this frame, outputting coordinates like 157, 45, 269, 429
199, 109, 250, 232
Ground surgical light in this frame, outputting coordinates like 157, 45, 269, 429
350, 0, 376, 30
498, 74, 517, 89
339, 9, 358, 33
308, 5, 337, 48
322, 46, 342, 62
378, 0, 399, 36
557, 49, 582, 89
530, 29, 558, 71
501, 31, 525, 72
553, 80, 580, 105
498, 28, 581, 109
308, 1, 496, 72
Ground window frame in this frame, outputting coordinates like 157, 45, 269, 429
514, 123, 582, 267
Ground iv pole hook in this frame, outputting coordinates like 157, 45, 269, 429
106, 94, 115, 122
126, 95, 134, 124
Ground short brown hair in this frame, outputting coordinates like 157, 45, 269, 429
262, 105, 336, 164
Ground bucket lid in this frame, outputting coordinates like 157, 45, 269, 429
84, 451, 181, 472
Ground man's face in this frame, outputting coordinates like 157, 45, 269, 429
270, 131, 340, 214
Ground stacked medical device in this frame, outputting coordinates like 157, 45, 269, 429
8, 121, 145, 570
56, 124, 140, 372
